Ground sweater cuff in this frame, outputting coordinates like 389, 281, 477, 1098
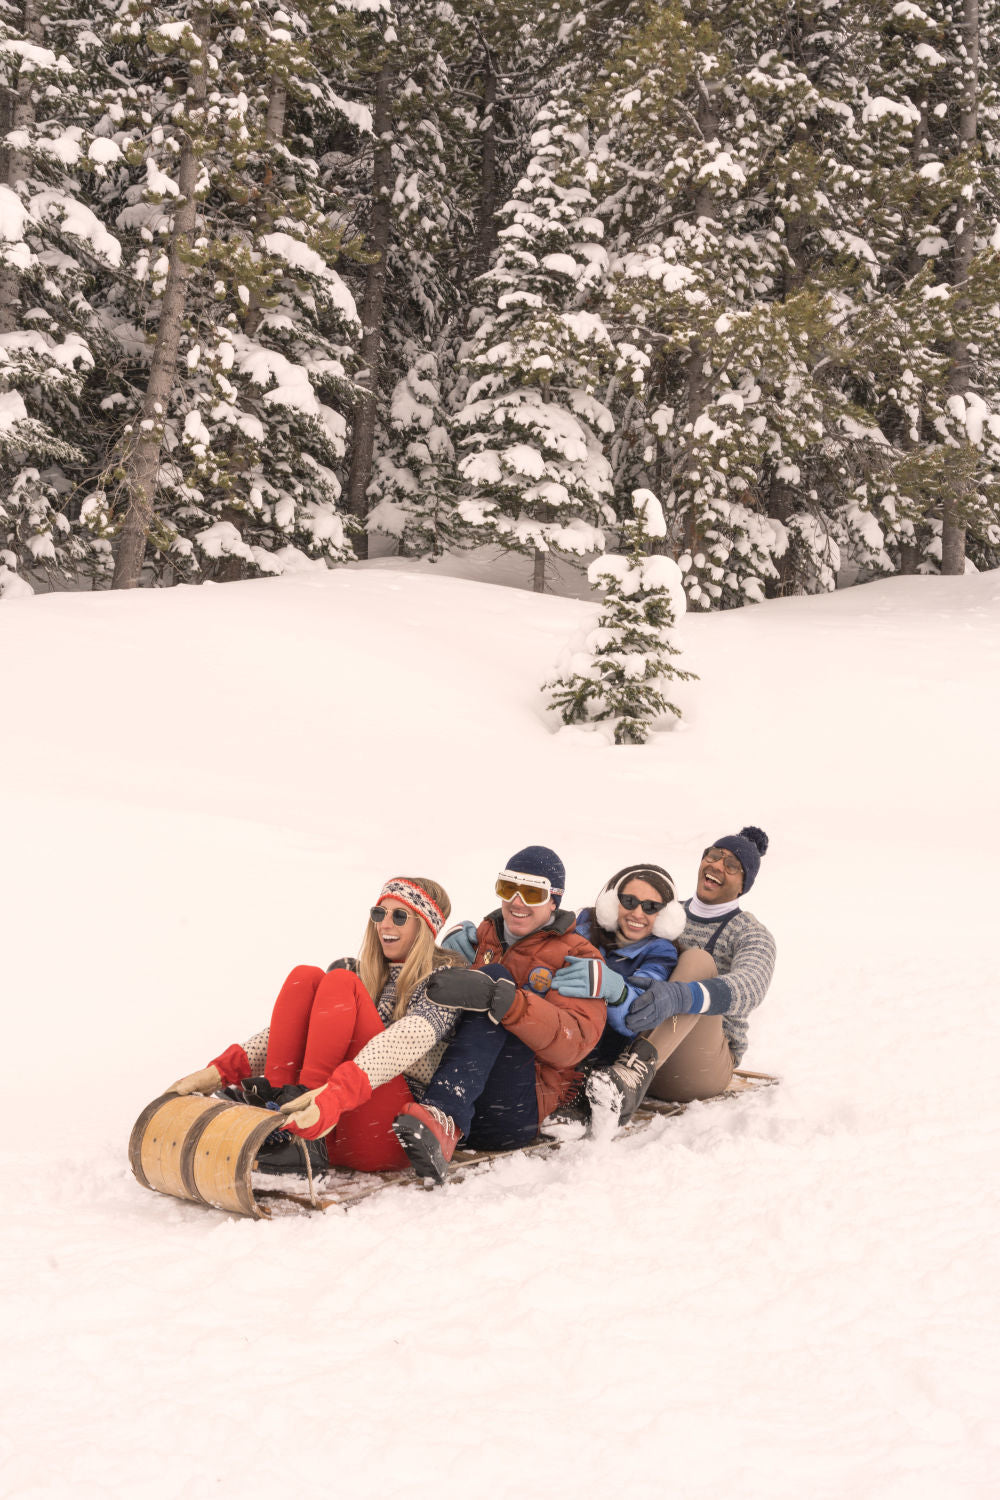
685, 978, 731, 1016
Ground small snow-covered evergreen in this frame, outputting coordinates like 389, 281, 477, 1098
547, 488, 693, 744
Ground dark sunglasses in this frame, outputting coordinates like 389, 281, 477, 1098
619, 893, 666, 914
370, 905, 411, 927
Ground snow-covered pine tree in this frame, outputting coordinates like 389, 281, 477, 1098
546, 487, 693, 744
0, 1, 122, 596
452, 93, 616, 592
343, 0, 472, 558
366, 341, 463, 555
592, 1, 903, 608
842, 0, 1000, 577
366, 1, 588, 562
80, 0, 372, 586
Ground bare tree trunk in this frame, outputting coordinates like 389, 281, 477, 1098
244, 76, 287, 343
899, 540, 921, 574
942, 0, 979, 575
682, 84, 719, 561
346, 60, 393, 560
532, 548, 546, 593
112, 12, 208, 589
0, 0, 40, 336
475, 60, 498, 275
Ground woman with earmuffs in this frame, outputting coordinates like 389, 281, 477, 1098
549, 862, 715, 1130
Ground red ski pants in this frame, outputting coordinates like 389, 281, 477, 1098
264, 965, 413, 1172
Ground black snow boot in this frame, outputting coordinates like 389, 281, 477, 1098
254, 1133, 329, 1176
585, 1037, 660, 1132
241, 1077, 311, 1110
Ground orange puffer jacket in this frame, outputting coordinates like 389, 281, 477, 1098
473, 908, 606, 1122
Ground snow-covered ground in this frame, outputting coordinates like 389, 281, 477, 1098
1, 562, 997, 1499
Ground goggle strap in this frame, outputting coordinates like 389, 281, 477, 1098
497, 868, 555, 893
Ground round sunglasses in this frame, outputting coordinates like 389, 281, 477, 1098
702, 847, 743, 876
370, 905, 411, 926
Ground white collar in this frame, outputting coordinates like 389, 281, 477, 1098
688, 895, 741, 920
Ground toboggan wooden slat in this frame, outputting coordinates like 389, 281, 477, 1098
129, 1093, 284, 1218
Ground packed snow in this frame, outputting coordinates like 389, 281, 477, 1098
1, 562, 998, 1499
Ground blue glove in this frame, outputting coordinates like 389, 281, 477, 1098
550, 956, 626, 1004
440, 921, 478, 964
625, 979, 695, 1034
326, 956, 359, 973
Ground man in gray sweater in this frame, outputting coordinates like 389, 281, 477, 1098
586, 825, 776, 1129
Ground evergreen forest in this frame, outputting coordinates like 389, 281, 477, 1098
1, 0, 998, 612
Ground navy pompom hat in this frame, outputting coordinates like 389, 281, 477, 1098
503, 845, 566, 906
710, 826, 769, 893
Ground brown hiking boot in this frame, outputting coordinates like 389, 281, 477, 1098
392, 1102, 460, 1184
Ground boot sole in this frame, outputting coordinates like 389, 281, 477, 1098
584, 1070, 626, 1136
392, 1116, 450, 1184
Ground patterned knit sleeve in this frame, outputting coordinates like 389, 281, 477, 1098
691, 918, 775, 1019
352, 1013, 446, 1090
241, 1028, 269, 1074
404, 977, 460, 1042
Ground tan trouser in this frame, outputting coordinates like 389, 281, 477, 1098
646, 1014, 734, 1104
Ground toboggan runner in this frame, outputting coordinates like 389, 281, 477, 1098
128, 1070, 779, 1219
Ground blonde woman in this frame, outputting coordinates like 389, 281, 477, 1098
167, 877, 464, 1173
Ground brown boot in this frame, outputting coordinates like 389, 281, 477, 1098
392, 1102, 460, 1184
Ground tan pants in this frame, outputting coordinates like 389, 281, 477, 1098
646, 1014, 734, 1104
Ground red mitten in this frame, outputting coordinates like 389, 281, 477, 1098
208, 1043, 251, 1087
279, 1060, 373, 1140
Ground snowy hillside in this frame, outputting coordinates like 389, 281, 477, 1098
1, 565, 998, 1499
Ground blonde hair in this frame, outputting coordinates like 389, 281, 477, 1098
357, 876, 465, 1020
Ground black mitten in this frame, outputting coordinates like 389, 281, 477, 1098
426, 964, 516, 1023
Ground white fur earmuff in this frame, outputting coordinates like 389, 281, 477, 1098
594, 866, 686, 943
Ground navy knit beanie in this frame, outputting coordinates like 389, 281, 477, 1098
503, 845, 566, 906
710, 826, 769, 893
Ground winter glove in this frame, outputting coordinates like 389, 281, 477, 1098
550, 956, 626, 1004
624, 979, 697, 1034
166, 1065, 222, 1097
439, 921, 479, 964
326, 956, 359, 973
426, 964, 516, 1024
279, 1060, 373, 1140
166, 1042, 250, 1095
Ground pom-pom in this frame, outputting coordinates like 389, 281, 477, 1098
739, 825, 769, 856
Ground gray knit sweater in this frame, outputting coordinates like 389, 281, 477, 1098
678, 904, 776, 1065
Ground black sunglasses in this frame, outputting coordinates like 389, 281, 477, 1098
370, 905, 410, 926
619, 893, 666, 914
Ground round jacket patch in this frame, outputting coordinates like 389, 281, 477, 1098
527, 965, 554, 994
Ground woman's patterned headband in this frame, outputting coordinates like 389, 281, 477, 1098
377, 878, 446, 936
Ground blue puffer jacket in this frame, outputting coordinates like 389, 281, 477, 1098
575, 909, 678, 1038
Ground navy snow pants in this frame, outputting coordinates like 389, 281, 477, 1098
421, 1010, 539, 1151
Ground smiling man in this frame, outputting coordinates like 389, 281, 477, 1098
586, 825, 776, 1128
391, 845, 608, 1181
